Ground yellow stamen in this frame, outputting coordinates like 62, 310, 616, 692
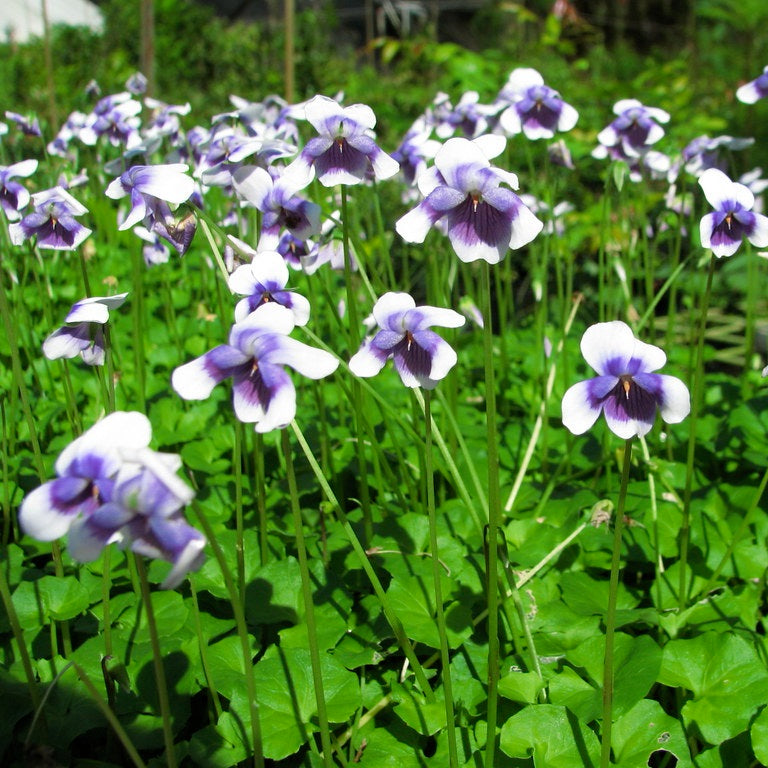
623, 379, 631, 398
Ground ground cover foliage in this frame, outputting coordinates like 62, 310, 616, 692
2, 7, 768, 768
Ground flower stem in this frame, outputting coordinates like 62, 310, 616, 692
480, 262, 502, 768
234, 421, 246, 602
130, 248, 146, 412
290, 420, 436, 702
422, 391, 459, 767
600, 438, 633, 768
281, 429, 334, 766
679, 253, 715, 610
191, 502, 265, 767
134, 556, 177, 768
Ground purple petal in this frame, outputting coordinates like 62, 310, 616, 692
172, 345, 249, 400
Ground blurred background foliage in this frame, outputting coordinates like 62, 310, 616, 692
0, 0, 766, 153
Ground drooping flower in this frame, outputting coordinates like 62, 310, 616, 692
126, 71, 148, 95
698, 168, 768, 257
172, 303, 338, 432
561, 321, 690, 439
496, 68, 579, 141
682, 135, 754, 177
18, 412, 203, 589
232, 164, 320, 250
105, 163, 196, 230
349, 292, 465, 389
430, 91, 494, 140
226, 241, 311, 324
395, 137, 543, 263
736, 65, 768, 104
42, 293, 128, 366
0, 159, 38, 221
597, 99, 670, 158
5, 111, 42, 137
292, 95, 399, 186
80, 96, 142, 148
8, 187, 92, 250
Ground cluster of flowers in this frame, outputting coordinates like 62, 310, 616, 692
19, 412, 204, 589
9, 58, 768, 582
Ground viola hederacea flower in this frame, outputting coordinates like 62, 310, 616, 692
292, 95, 399, 186
105, 163, 196, 230
5, 111, 42, 137
597, 99, 670, 158
232, 164, 321, 250
349, 292, 465, 389
42, 293, 128, 366
737, 65, 768, 104
0, 159, 37, 221
561, 321, 690, 439
698, 168, 768, 257
134, 225, 171, 266
172, 303, 339, 432
395, 137, 543, 263
126, 71, 148, 95
432, 91, 494, 140
144, 97, 191, 144
80, 97, 142, 148
496, 68, 579, 141
391, 117, 440, 190
226, 241, 311, 324
19, 411, 203, 589
9, 187, 92, 250
682, 135, 754, 177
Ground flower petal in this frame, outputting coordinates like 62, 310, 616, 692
172, 345, 248, 400
561, 379, 607, 435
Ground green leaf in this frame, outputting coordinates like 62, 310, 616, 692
659, 632, 768, 743
497, 669, 545, 704
38, 574, 90, 620
612, 699, 693, 768
244, 646, 360, 760
499, 704, 601, 767
392, 687, 447, 737
751, 706, 768, 765
385, 574, 472, 649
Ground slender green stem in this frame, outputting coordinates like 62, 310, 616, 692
679, 254, 716, 610
0, 557, 40, 710
134, 556, 177, 768
601, 438, 633, 768
423, 392, 459, 768
189, 579, 224, 719
101, 546, 113, 659
290, 420, 435, 702
638, 436, 663, 614
480, 262, 502, 768
192, 503, 264, 767
234, 421, 246, 602
130, 249, 147, 412
73, 663, 147, 768
281, 430, 334, 766
254, 433, 269, 565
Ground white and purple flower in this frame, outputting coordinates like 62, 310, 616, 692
105, 163, 196, 230
18, 412, 203, 589
292, 95, 399, 186
698, 168, 768, 257
736, 65, 768, 104
561, 321, 690, 439
9, 186, 92, 250
496, 68, 579, 141
226, 241, 311, 324
0, 159, 37, 221
349, 292, 465, 389
172, 303, 338, 432
395, 137, 543, 263
597, 99, 670, 158
42, 293, 128, 366
232, 164, 320, 250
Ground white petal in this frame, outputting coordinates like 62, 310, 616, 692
42, 327, 89, 360
372, 292, 415, 328
747, 213, 768, 248
509, 205, 544, 249
505, 67, 544, 95
262, 336, 339, 379
657, 374, 691, 424
232, 165, 273, 208
19, 482, 77, 541
349, 341, 388, 378
561, 380, 603, 435
473, 133, 506, 160
580, 321, 637, 375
